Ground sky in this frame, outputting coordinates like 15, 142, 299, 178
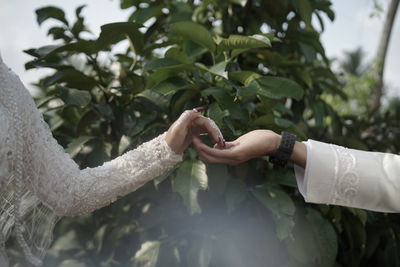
0, 0, 399, 98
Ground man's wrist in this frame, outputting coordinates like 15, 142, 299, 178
269, 131, 297, 167
290, 141, 307, 168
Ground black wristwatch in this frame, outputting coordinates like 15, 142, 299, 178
269, 131, 297, 167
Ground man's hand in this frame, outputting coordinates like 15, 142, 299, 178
193, 130, 280, 165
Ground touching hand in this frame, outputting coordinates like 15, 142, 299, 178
165, 109, 225, 154
193, 130, 280, 165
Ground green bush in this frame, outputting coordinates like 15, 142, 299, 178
8, 0, 400, 266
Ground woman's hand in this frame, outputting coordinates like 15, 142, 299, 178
165, 109, 225, 154
193, 130, 281, 165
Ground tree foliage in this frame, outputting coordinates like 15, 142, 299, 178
7, 1, 400, 266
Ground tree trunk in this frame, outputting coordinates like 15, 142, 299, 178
369, 0, 400, 113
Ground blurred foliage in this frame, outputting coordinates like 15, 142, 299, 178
7, 0, 400, 266
323, 48, 373, 117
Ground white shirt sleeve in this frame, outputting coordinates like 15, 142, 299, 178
294, 140, 400, 213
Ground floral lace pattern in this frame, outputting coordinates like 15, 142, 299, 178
0, 56, 182, 265
330, 144, 359, 206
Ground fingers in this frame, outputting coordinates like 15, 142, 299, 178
193, 106, 205, 112
192, 116, 224, 146
174, 110, 201, 128
193, 137, 237, 160
214, 142, 235, 149
193, 137, 236, 164
206, 117, 225, 148
197, 149, 238, 165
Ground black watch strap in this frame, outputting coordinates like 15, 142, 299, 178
269, 131, 297, 167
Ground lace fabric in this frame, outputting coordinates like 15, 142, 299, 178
0, 55, 182, 265
330, 144, 359, 206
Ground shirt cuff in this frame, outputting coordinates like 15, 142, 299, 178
294, 141, 309, 196
294, 140, 337, 204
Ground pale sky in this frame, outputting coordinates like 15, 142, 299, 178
0, 0, 399, 98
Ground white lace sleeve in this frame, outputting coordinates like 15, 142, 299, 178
0, 55, 182, 265
0, 58, 182, 217
294, 140, 400, 213
38, 132, 183, 216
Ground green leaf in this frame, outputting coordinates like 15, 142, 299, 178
84, 140, 111, 167
118, 135, 131, 155
36, 95, 57, 108
195, 61, 228, 79
251, 113, 275, 128
129, 5, 164, 24
299, 0, 313, 27
146, 69, 177, 89
201, 87, 244, 120
306, 208, 338, 267
276, 214, 296, 240
71, 6, 87, 37
209, 61, 228, 79
65, 136, 94, 157
206, 163, 230, 196
34, 41, 95, 59
165, 47, 191, 64
245, 76, 304, 101
51, 230, 81, 251
299, 42, 316, 63
274, 118, 294, 128
310, 100, 325, 127
44, 69, 97, 89
206, 102, 230, 127
36, 6, 68, 26
187, 236, 214, 267
253, 186, 295, 216
144, 58, 187, 71
294, 68, 313, 88
225, 179, 247, 212
95, 22, 144, 53
93, 224, 107, 253
273, 104, 294, 117
269, 169, 297, 188
347, 208, 368, 226
253, 186, 296, 240
133, 241, 161, 267
218, 34, 271, 52
170, 21, 216, 52
184, 40, 209, 59
151, 76, 189, 95
169, 2, 193, 23
229, 0, 248, 7
29, 45, 61, 58
120, 0, 134, 9
291, 0, 313, 27
47, 26, 71, 41
229, 71, 262, 86
94, 103, 114, 120
172, 160, 208, 215
75, 5, 86, 18
58, 85, 92, 107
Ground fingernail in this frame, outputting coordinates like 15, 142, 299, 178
221, 138, 226, 148
218, 136, 225, 148
193, 106, 205, 112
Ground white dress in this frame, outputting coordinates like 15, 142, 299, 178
0, 55, 182, 266
295, 140, 400, 213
